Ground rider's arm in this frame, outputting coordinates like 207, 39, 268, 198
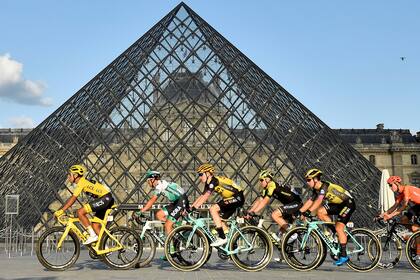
192, 192, 211, 209
248, 197, 263, 213
389, 198, 409, 218
61, 196, 77, 211
383, 202, 400, 216
141, 195, 158, 212
252, 196, 270, 214
382, 195, 403, 217
309, 196, 324, 213
299, 199, 314, 213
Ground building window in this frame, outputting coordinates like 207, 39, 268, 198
411, 154, 418, 165
412, 177, 420, 187
369, 155, 376, 165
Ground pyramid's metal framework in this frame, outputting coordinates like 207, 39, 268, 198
0, 3, 380, 231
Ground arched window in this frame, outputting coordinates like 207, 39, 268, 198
369, 155, 376, 165
411, 154, 418, 165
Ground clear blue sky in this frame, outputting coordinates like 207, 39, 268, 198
0, 0, 419, 133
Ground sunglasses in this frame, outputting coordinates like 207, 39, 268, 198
306, 178, 312, 182
259, 179, 264, 182
198, 173, 204, 177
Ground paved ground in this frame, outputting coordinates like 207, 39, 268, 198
0, 250, 418, 280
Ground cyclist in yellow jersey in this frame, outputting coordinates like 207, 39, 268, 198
190, 163, 244, 247
54, 165, 114, 245
299, 168, 356, 266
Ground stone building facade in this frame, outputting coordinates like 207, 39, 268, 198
335, 124, 420, 187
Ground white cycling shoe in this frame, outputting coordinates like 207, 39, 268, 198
83, 235, 98, 245
210, 238, 227, 247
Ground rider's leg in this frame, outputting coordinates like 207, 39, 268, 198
210, 204, 225, 239
401, 215, 411, 232
164, 220, 175, 235
77, 206, 98, 242
92, 223, 101, 235
156, 209, 167, 222
335, 222, 347, 247
317, 206, 332, 222
77, 207, 91, 228
271, 210, 288, 232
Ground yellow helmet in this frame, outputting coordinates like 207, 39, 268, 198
196, 163, 215, 174
259, 170, 273, 180
305, 168, 322, 179
69, 164, 85, 176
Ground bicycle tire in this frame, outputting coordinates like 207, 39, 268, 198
229, 225, 273, 272
36, 226, 80, 271
346, 228, 382, 272
373, 232, 402, 268
405, 230, 420, 272
164, 225, 209, 271
135, 231, 156, 268
281, 226, 325, 271
101, 226, 143, 269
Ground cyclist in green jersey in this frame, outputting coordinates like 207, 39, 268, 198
134, 170, 189, 235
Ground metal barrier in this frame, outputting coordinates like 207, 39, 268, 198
0, 226, 36, 258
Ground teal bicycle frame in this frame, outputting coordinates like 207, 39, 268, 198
184, 214, 255, 255
300, 220, 365, 257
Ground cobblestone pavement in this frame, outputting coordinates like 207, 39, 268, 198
0, 250, 418, 280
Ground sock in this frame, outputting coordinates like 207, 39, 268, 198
87, 226, 97, 237
340, 243, 347, 257
216, 227, 226, 239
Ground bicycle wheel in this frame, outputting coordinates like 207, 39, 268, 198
164, 225, 209, 271
346, 228, 382, 272
373, 232, 402, 268
405, 231, 420, 272
135, 231, 156, 268
229, 225, 273, 272
281, 226, 325, 271
36, 226, 80, 271
101, 226, 142, 269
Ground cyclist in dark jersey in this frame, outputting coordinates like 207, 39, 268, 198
190, 163, 244, 247
248, 170, 302, 233
299, 168, 356, 266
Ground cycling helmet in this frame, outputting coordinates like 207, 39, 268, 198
145, 170, 161, 179
196, 163, 215, 174
305, 168, 322, 179
387, 176, 402, 185
69, 165, 85, 176
259, 170, 273, 180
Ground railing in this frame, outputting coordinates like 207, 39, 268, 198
0, 226, 37, 258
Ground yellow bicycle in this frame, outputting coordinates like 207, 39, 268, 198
36, 206, 142, 270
